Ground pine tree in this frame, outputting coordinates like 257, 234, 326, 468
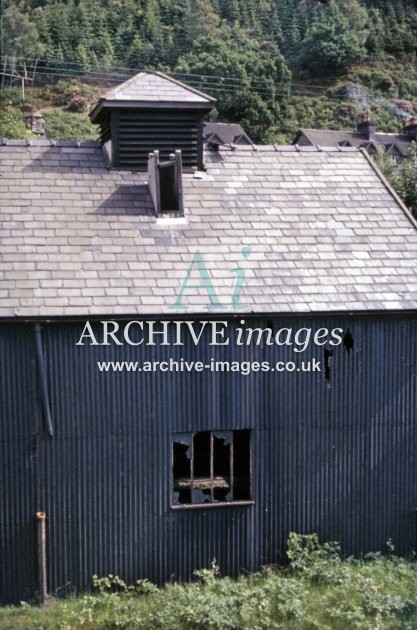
45, 2, 72, 59
182, 0, 221, 44
270, 7, 283, 49
32, 7, 51, 57
287, 13, 302, 60
366, 8, 385, 57
74, 42, 91, 72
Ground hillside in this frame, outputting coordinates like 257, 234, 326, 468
1, 0, 417, 214
1, 0, 417, 139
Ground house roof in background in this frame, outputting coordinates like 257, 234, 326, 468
1, 141, 417, 318
203, 122, 253, 146
90, 72, 216, 120
296, 128, 413, 156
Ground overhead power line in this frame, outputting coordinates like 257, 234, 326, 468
2, 57, 410, 115
0, 56, 344, 94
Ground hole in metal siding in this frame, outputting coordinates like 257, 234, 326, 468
324, 348, 333, 384
343, 329, 354, 353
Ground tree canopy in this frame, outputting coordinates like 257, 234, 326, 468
300, 0, 369, 73
3, 0, 416, 74
175, 30, 291, 139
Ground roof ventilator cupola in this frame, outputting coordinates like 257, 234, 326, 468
89, 72, 215, 172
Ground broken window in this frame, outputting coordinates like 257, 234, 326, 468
172, 430, 251, 506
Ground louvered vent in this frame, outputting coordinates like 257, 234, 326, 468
115, 109, 202, 170
90, 72, 215, 172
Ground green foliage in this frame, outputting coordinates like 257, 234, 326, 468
92, 573, 159, 595
43, 109, 97, 140
193, 558, 220, 584
74, 43, 92, 72
375, 144, 417, 217
3, 0, 417, 77
2, 0, 417, 142
0, 86, 37, 108
0, 81, 102, 141
287, 532, 348, 584
1, 3, 45, 58
0, 534, 416, 629
300, 0, 368, 74
0, 108, 34, 139
182, 0, 221, 44
175, 30, 291, 140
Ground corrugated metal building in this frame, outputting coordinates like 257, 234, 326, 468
1, 73, 416, 603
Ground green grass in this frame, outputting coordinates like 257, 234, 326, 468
43, 110, 98, 141
0, 534, 416, 629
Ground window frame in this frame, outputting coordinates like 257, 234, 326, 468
171, 429, 253, 510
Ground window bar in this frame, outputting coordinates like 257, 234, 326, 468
210, 432, 214, 502
190, 432, 195, 504
230, 431, 234, 502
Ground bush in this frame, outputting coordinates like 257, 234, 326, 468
66, 94, 89, 113
375, 144, 417, 217
0, 109, 34, 139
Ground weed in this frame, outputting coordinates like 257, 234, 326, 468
0, 534, 416, 629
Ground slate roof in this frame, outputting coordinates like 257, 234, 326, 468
90, 72, 215, 120
1, 140, 417, 318
203, 122, 253, 146
295, 128, 413, 157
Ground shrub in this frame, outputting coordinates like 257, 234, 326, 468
0, 109, 34, 138
287, 531, 348, 584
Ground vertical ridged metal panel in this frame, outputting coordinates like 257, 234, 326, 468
1, 314, 416, 603
0, 327, 39, 602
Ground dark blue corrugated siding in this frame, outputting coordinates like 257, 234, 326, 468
1, 314, 416, 603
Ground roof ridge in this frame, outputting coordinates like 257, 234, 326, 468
1, 139, 364, 152
0, 139, 101, 147
300, 127, 411, 139
156, 71, 216, 103
101, 72, 146, 99
100, 71, 215, 103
